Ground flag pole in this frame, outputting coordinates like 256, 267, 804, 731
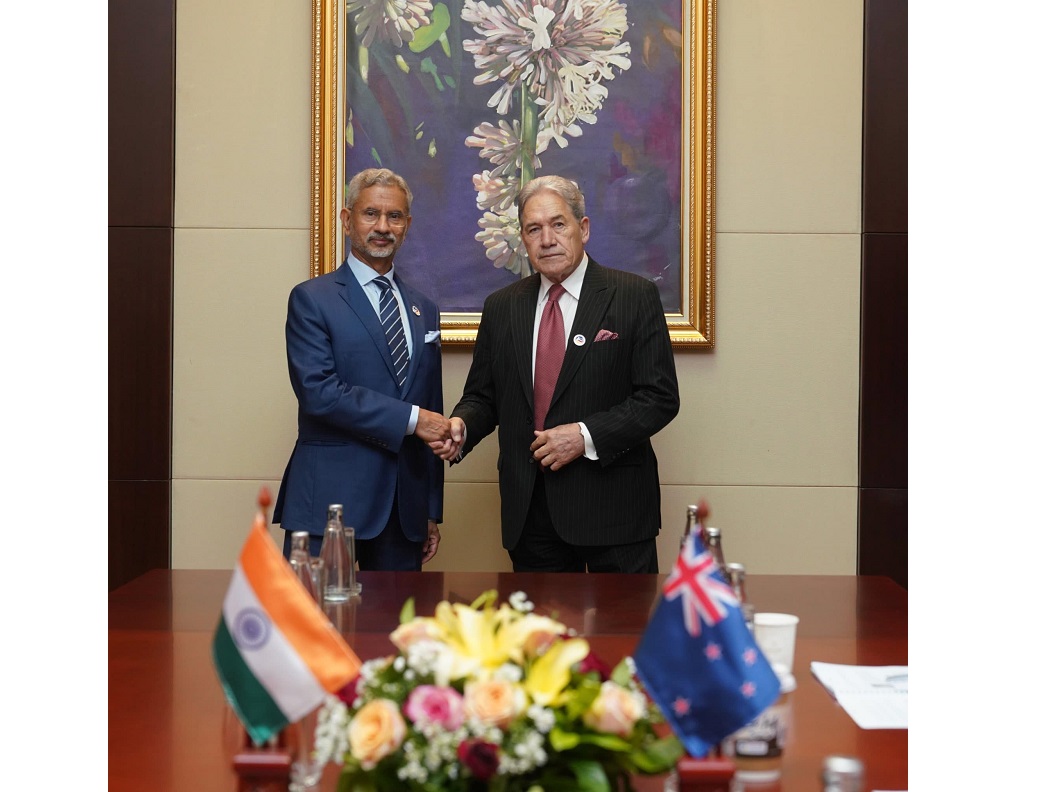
228, 487, 293, 792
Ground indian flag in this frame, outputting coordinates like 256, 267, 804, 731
212, 512, 360, 744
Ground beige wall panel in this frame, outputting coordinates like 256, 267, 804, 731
657, 232, 860, 487
170, 0, 866, 576
173, 228, 307, 479
442, 349, 501, 483
715, 0, 863, 233
657, 484, 857, 575
175, 0, 311, 230
426, 483, 513, 572
173, 479, 286, 569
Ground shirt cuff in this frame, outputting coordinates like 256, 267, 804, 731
455, 422, 467, 462
407, 405, 419, 436
578, 422, 599, 460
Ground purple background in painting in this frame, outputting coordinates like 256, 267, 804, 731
343, 1, 682, 314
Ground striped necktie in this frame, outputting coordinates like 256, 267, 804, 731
373, 275, 409, 389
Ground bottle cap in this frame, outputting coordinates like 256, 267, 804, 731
822, 755, 864, 780
705, 526, 721, 538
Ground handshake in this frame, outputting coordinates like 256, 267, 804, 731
416, 409, 466, 461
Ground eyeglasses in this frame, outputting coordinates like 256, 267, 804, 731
355, 208, 409, 228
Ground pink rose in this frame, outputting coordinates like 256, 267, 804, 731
457, 739, 499, 781
346, 699, 406, 769
583, 681, 645, 737
403, 685, 465, 730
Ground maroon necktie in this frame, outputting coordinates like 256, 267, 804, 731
533, 283, 566, 431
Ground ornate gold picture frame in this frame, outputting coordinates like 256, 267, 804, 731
310, 0, 715, 347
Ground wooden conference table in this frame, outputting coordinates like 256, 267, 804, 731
109, 570, 907, 791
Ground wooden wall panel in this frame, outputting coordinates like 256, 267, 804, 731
109, 227, 173, 481
108, 0, 174, 227
859, 233, 907, 489
109, 0, 175, 590
862, 0, 908, 234
109, 480, 171, 591
859, 0, 908, 588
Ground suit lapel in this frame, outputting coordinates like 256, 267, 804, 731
511, 275, 541, 411
552, 260, 612, 405
336, 263, 398, 384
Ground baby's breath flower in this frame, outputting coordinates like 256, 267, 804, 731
493, 662, 524, 683
527, 703, 555, 733
509, 591, 535, 613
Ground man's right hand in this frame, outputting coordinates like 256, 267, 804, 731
415, 409, 452, 444
430, 416, 465, 461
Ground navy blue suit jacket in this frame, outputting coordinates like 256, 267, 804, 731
273, 261, 444, 547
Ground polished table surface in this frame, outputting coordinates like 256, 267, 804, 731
109, 570, 907, 791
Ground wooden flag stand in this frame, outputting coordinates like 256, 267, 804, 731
230, 726, 292, 792
228, 726, 734, 791
676, 753, 737, 792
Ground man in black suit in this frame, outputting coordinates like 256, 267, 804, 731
433, 175, 680, 573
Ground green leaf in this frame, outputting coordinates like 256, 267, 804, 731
420, 57, 444, 91
609, 658, 632, 687
573, 732, 632, 752
569, 759, 612, 792
400, 597, 415, 624
549, 726, 580, 751
408, 2, 451, 53
469, 589, 498, 610
629, 735, 686, 774
336, 769, 377, 792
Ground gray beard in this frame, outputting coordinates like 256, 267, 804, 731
365, 234, 397, 259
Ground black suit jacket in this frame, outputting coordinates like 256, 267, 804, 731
451, 259, 680, 551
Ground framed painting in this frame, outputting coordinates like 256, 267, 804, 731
310, 0, 715, 347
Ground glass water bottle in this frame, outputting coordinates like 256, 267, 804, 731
725, 561, 755, 630
289, 531, 319, 602
704, 525, 726, 576
821, 755, 864, 792
681, 504, 700, 550
319, 504, 361, 602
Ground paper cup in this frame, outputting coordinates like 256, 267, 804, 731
753, 612, 799, 673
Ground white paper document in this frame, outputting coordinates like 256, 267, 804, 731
810, 661, 908, 729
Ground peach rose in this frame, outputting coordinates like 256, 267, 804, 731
583, 681, 645, 737
347, 699, 407, 769
463, 678, 526, 728
389, 617, 444, 652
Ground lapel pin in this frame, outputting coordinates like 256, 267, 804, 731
573, 334, 586, 346
412, 305, 421, 316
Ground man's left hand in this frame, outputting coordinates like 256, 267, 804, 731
422, 520, 440, 564
530, 423, 584, 471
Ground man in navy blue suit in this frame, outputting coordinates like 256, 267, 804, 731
274, 168, 450, 570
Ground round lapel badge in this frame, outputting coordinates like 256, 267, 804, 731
412, 305, 421, 316
573, 334, 586, 346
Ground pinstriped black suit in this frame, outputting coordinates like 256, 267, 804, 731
450, 259, 680, 563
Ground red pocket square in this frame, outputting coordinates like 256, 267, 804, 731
594, 329, 619, 342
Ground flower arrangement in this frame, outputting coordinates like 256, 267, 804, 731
312, 590, 683, 791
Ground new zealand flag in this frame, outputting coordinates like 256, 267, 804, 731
634, 531, 781, 758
